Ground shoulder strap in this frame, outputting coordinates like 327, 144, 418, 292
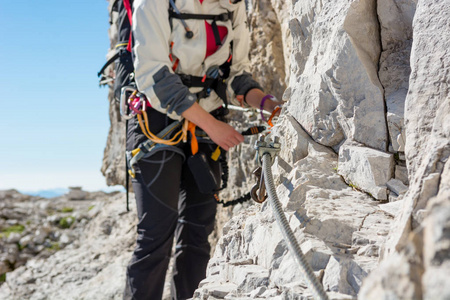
123, 0, 133, 52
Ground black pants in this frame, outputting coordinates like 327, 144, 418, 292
124, 110, 221, 300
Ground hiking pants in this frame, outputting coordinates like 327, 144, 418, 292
124, 111, 221, 300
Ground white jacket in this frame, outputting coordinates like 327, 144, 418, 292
132, 0, 261, 120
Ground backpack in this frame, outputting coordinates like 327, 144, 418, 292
98, 0, 134, 102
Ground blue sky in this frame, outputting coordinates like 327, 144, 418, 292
0, 1, 120, 192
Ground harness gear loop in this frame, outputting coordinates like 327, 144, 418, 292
127, 121, 184, 178
211, 146, 221, 161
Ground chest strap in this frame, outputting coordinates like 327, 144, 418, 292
169, 11, 233, 46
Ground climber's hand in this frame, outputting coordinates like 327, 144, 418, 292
181, 102, 244, 151
204, 119, 244, 151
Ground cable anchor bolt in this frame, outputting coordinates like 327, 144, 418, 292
254, 135, 281, 167
251, 135, 281, 203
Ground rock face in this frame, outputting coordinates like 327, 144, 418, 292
359, 1, 450, 299
1, 0, 447, 299
195, 0, 449, 299
194, 116, 397, 299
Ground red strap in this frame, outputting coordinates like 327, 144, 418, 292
123, 0, 133, 52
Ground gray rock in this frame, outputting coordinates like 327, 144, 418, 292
386, 89, 407, 152
19, 235, 33, 248
59, 233, 71, 246
386, 178, 408, 196
285, 0, 388, 151
66, 187, 88, 200
323, 256, 368, 296
33, 227, 51, 245
358, 251, 422, 300
6, 232, 22, 244
395, 165, 409, 185
378, 200, 404, 218
338, 143, 394, 200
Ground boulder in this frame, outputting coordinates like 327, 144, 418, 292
338, 143, 394, 200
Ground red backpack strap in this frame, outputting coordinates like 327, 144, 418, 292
123, 0, 133, 52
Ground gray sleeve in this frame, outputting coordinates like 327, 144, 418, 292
231, 71, 263, 98
153, 66, 196, 116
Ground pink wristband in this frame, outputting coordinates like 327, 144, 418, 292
260, 94, 273, 121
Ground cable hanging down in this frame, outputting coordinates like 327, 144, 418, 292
261, 150, 329, 300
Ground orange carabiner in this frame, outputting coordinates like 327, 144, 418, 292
267, 106, 281, 127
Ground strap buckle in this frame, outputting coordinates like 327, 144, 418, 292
217, 12, 231, 22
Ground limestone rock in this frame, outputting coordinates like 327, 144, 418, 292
338, 143, 394, 200
66, 186, 88, 200
386, 178, 408, 196
0, 191, 133, 300
358, 251, 423, 300
422, 191, 450, 300
395, 165, 409, 185
382, 0, 450, 258
287, 0, 387, 151
194, 117, 395, 299
377, 0, 415, 153
322, 256, 367, 296
378, 200, 404, 218
386, 89, 407, 152
360, 1, 450, 298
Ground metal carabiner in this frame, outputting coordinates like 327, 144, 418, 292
250, 166, 267, 203
120, 86, 137, 120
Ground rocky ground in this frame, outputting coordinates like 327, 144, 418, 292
0, 187, 249, 300
0, 175, 404, 300
0, 189, 136, 300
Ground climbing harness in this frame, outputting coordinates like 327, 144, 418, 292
121, 85, 188, 180
121, 83, 268, 208
253, 135, 329, 300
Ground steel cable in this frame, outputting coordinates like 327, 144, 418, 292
262, 154, 329, 300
